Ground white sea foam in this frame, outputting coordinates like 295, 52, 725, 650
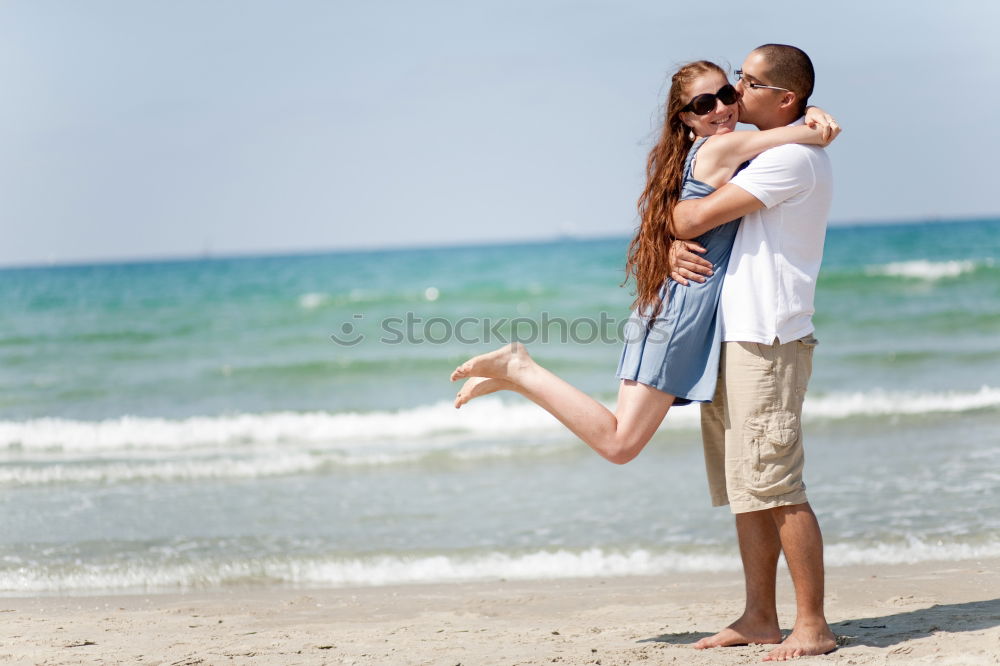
0, 441, 582, 486
3, 540, 998, 594
0, 454, 328, 486
805, 385, 1000, 418
0, 399, 582, 453
2, 386, 997, 457
297, 292, 329, 309
825, 539, 1000, 566
0, 548, 735, 594
866, 259, 982, 280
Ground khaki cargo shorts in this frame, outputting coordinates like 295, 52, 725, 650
700, 335, 817, 514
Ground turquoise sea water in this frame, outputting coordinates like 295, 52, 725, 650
1, 218, 998, 594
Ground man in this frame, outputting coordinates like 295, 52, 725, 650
670, 44, 839, 661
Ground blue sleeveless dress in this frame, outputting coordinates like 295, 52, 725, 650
616, 137, 741, 405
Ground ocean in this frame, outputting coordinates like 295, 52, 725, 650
1, 217, 998, 595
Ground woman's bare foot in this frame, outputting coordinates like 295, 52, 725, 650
450, 342, 533, 382
454, 377, 519, 408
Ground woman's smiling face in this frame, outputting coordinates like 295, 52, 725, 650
680, 71, 739, 137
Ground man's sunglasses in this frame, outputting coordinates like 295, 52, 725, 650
734, 69, 790, 92
681, 84, 739, 115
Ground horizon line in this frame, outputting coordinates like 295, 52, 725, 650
3, 214, 998, 272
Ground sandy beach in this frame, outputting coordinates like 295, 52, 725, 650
2, 558, 997, 665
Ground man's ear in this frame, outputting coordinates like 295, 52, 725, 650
778, 91, 798, 111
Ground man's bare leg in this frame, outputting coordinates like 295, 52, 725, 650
763, 503, 837, 661
695, 510, 783, 649
450, 343, 674, 464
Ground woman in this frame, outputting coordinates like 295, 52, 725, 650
449, 61, 838, 464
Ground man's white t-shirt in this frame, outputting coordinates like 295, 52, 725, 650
721, 123, 833, 344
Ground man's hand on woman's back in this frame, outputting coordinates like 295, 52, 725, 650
669, 240, 714, 285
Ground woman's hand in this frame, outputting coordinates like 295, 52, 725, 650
801, 121, 842, 147
804, 106, 842, 143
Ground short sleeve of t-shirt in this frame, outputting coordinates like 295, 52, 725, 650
729, 143, 814, 210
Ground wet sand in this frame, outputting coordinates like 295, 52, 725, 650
2, 558, 998, 665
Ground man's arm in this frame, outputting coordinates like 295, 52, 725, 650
672, 184, 765, 240
670, 143, 817, 282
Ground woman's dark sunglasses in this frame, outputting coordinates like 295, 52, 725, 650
681, 84, 739, 115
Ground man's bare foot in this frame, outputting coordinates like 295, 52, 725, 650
762, 623, 837, 661
454, 377, 519, 408
450, 342, 533, 382
693, 616, 782, 650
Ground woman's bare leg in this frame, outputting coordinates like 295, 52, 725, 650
454, 377, 520, 408
450, 343, 675, 464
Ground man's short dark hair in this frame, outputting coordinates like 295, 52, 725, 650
754, 44, 814, 115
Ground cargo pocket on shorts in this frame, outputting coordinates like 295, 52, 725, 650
746, 410, 803, 497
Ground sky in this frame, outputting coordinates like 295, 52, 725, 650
2, 1, 998, 266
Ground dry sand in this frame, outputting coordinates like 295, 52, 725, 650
2, 558, 998, 665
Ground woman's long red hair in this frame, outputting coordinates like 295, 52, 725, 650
624, 60, 725, 316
